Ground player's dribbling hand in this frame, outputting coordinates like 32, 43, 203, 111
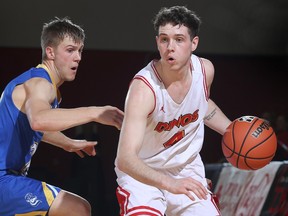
167, 177, 208, 201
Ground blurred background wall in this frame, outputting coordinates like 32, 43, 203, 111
1, 0, 287, 55
1, 0, 287, 215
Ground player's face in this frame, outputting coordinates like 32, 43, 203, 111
156, 24, 198, 70
53, 36, 84, 82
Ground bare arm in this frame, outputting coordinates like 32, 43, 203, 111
201, 58, 232, 134
42, 131, 96, 158
204, 99, 231, 135
115, 79, 208, 201
13, 77, 124, 132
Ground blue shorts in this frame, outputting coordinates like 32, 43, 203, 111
0, 173, 61, 216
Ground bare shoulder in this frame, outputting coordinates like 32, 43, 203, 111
12, 77, 54, 112
125, 78, 155, 115
199, 57, 215, 86
129, 77, 155, 99
200, 57, 214, 74
23, 77, 56, 102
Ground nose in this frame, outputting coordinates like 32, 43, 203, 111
167, 40, 175, 51
75, 51, 82, 62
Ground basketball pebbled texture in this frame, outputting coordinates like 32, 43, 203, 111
221, 116, 277, 170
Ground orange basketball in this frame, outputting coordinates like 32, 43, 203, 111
221, 116, 277, 170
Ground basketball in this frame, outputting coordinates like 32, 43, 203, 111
221, 116, 277, 170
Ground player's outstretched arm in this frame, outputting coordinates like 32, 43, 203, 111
42, 131, 97, 158
22, 78, 124, 131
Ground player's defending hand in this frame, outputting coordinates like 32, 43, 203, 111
65, 139, 97, 158
96, 106, 124, 130
167, 177, 208, 201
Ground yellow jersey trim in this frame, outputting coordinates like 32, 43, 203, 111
15, 182, 55, 216
36, 64, 62, 103
42, 182, 55, 206
15, 211, 46, 216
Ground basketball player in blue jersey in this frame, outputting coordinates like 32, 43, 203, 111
0, 17, 124, 215
115, 6, 231, 216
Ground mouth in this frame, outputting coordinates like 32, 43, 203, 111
71, 66, 78, 71
167, 57, 175, 64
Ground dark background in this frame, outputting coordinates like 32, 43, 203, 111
1, 1, 287, 215
1, 0, 287, 56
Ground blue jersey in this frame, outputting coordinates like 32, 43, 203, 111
0, 66, 59, 176
0, 65, 61, 215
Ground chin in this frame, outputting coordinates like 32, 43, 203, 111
67, 76, 76, 81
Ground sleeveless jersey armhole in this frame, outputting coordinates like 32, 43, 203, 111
198, 57, 209, 101
133, 75, 156, 116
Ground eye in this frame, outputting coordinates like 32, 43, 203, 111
176, 37, 184, 42
160, 37, 168, 43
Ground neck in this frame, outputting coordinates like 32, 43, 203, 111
157, 60, 191, 86
41, 60, 63, 87
37, 61, 62, 103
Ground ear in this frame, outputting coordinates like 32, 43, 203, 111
155, 36, 160, 51
45, 46, 55, 60
191, 36, 199, 52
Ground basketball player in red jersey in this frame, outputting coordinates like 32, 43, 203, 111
115, 6, 231, 216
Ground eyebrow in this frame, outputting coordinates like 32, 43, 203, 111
64, 43, 84, 49
159, 33, 185, 37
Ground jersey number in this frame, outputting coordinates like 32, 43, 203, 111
163, 130, 185, 148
